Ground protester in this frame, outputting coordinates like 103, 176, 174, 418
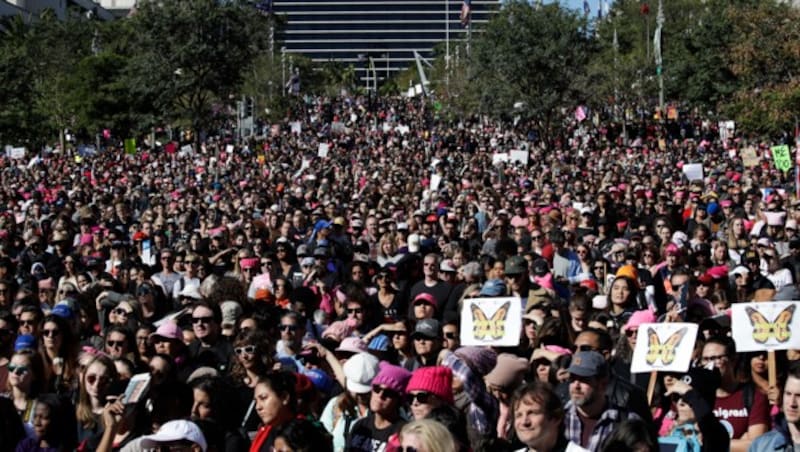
0, 90, 798, 452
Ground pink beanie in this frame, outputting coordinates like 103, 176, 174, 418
623, 309, 657, 332
371, 361, 412, 394
406, 366, 454, 404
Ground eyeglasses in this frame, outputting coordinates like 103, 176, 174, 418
531, 235, 542, 240
113, 308, 132, 317
106, 340, 125, 348
371, 385, 400, 399
235, 345, 256, 355
86, 374, 110, 385
19, 320, 36, 327
347, 308, 363, 315
42, 328, 60, 338
8, 364, 28, 375
407, 392, 432, 404
625, 329, 638, 338
444, 332, 457, 340
701, 354, 728, 364
192, 316, 214, 324
279, 324, 297, 332
186, 261, 199, 266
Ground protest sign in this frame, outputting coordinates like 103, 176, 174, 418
8, 147, 25, 159
509, 150, 529, 165
772, 145, 792, 172
741, 146, 759, 168
291, 121, 301, 135
124, 138, 136, 155
631, 322, 698, 374
681, 163, 703, 182
732, 301, 800, 352
318, 143, 329, 158
460, 297, 521, 347
492, 153, 509, 165
430, 173, 442, 191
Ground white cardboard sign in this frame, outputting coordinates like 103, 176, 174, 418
460, 297, 522, 347
731, 301, 800, 352
630, 322, 698, 374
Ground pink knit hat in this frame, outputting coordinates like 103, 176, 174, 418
371, 361, 412, 394
623, 309, 656, 332
406, 366, 454, 404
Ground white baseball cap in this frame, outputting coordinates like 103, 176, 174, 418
140, 420, 207, 451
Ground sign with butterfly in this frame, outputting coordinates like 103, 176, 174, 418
732, 301, 800, 352
631, 322, 698, 374
459, 297, 522, 347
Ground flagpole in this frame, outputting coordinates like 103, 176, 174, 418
656, 0, 664, 115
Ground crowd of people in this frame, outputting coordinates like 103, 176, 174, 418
0, 94, 798, 452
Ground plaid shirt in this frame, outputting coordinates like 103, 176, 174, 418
443, 352, 498, 437
564, 399, 640, 452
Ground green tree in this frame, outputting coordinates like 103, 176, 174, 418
458, 1, 591, 142
124, 0, 271, 142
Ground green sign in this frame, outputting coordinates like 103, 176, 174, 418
124, 138, 136, 155
772, 145, 792, 172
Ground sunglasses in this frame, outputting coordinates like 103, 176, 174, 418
8, 364, 28, 375
407, 392, 432, 404
413, 301, 431, 308
86, 374, 110, 385
347, 308, 363, 315
372, 385, 400, 399
625, 329, 638, 338
444, 332, 457, 340
19, 320, 36, 327
279, 324, 298, 332
113, 308, 132, 317
106, 340, 126, 348
192, 316, 214, 324
42, 328, 60, 338
235, 345, 256, 355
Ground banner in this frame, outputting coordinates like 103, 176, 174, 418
772, 145, 792, 172
732, 301, 800, 352
460, 297, 521, 347
124, 138, 136, 155
8, 147, 26, 159
631, 322, 698, 374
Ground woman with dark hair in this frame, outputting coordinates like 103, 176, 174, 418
274, 243, 300, 280
607, 276, 638, 332
15, 394, 77, 451
600, 418, 658, 452
369, 267, 402, 323
249, 371, 299, 452
4, 351, 47, 437
38, 315, 79, 395
230, 329, 274, 439
271, 418, 333, 452
191, 376, 249, 452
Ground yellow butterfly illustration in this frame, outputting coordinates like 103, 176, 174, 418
471, 302, 510, 341
746, 305, 796, 344
645, 327, 688, 366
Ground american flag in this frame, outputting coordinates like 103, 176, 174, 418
460, 0, 472, 27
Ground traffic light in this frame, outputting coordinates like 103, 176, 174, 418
244, 97, 254, 118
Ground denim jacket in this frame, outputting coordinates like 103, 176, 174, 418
749, 414, 794, 452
